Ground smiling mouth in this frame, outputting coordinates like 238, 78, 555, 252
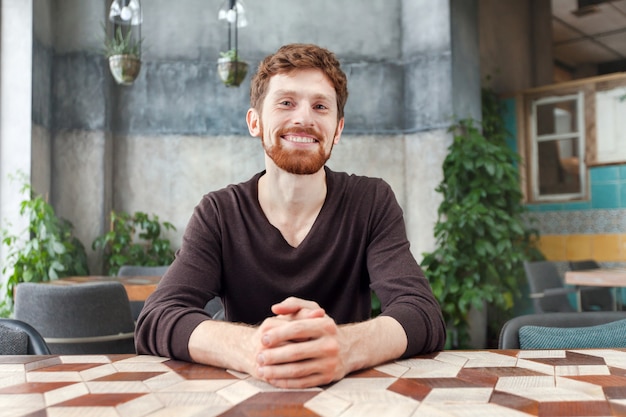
282, 135, 318, 143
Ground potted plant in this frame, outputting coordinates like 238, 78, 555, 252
92, 210, 176, 276
217, 48, 248, 87
0, 174, 89, 317
103, 25, 143, 85
421, 88, 541, 349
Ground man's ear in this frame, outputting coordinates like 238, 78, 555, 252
333, 118, 345, 145
246, 108, 261, 137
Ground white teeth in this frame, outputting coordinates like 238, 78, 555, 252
286, 136, 315, 143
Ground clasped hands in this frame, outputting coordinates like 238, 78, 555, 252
249, 297, 350, 389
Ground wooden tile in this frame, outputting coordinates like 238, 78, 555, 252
89, 371, 163, 382
423, 387, 493, 403
538, 400, 611, 416
0, 381, 74, 394
164, 359, 238, 380
387, 378, 432, 401
490, 390, 539, 415
218, 391, 319, 417
303, 391, 353, 416
55, 392, 147, 407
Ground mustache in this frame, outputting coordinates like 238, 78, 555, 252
276, 126, 323, 141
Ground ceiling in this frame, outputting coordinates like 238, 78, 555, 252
552, 0, 626, 70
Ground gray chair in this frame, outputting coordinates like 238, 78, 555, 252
569, 259, 614, 311
14, 281, 136, 354
204, 297, 225, 320
117, 265, 170, 276
524, 261, 578, 313
499, 311, 626, 349
119, 264, 225, 321
117, 265, 170, 320
0, 318, 51, 355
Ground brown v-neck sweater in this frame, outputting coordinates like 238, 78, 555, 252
135, 167, 446, 360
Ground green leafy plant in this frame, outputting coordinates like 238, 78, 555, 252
103, 25, 143, 58
421, 89, 541, 349
1, 175, 89, 316
219, 48, 241, 61
92, 211, 176, 276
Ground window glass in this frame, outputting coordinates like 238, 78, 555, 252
537, 138, 581, 196
536, 101, 578, 135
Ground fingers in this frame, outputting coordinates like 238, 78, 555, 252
258, 328, 339, 365
261, 316, 335, 348
259, 358, 338, 389
271, 297, 325, 318
257, 337, 342, 389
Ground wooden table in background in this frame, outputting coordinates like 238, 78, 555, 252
3, 349, 626, 416
565, 268, 626, 311
51, 275, 161, 301
565, 268, 626, 287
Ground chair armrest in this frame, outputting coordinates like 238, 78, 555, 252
44, 332, 135, 344
530, 287, 578, 298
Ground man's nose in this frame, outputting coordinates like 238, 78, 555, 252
292, 105, 314, 126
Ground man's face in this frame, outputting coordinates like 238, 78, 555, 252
246, 68, 345, 175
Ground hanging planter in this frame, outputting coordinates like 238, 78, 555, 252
104, 0, 143, 86
217, 49, 248, 87
217, 0, 248, 87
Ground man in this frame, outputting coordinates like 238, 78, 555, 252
135, 43, 446, 389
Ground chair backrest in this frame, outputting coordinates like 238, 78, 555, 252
118, 264, 225, 321
0, 318, 51, 355
569, 260, 601, 271
14, 281, 136, 354
117, 265, 170, 276
117, 265, 169, 320
499, 311, 626, 349
568, 259, 613, 311
524, 261, 575, 313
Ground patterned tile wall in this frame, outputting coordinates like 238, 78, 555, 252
525, 168, 626, 265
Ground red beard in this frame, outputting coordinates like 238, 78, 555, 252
263, 126, 331, 175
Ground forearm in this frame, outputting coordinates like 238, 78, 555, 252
188, 319, 259, 376
338, 316, 407, 374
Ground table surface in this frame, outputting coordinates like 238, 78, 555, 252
50, 275, 161, 301
565, 268, 626, 288
3, 349, 626, 417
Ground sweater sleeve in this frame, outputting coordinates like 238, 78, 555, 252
365, 180, 446, 356
134, 194, 222, 361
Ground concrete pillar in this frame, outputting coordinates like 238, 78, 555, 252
401, 0, 481, 258
0, 0, 33, 284
50, 0, 112, 274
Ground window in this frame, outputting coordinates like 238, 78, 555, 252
519, 73, 626, 203
595, 86, 626, 165
530, 92, 585, 201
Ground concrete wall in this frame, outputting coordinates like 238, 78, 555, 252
13, 0, 484, 275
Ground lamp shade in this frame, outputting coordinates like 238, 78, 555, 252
218, 0, 248, 28
109, 0, 143, 25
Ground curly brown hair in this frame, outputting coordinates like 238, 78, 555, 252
250, 44, 348, 120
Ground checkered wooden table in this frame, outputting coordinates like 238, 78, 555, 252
2, 349, 626, 416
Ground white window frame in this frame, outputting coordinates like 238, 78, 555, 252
529, 91, 586, 202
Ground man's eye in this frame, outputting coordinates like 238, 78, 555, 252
280, 101, 292, 106
315, 104, 328, 110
